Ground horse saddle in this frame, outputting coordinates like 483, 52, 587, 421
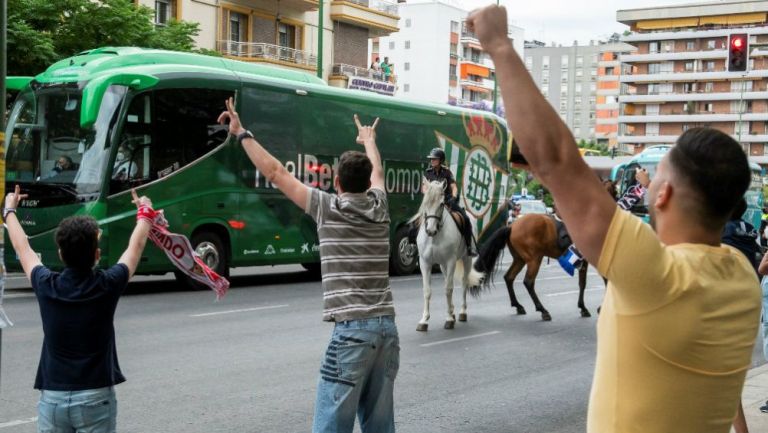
551, 216, 572, 251
447, 205, 468, 233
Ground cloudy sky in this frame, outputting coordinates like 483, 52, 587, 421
457, 0, 713, 45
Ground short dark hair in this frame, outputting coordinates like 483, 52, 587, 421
55, 216, 99, 270
337, 150, 372, 193
668, 127, 750, 229
731, 198, 748, 220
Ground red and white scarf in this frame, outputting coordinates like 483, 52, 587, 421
138, 205, 229, 299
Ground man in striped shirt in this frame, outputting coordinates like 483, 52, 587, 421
218, 98, 398, 433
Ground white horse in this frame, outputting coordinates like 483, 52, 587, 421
412, 180, 473, 332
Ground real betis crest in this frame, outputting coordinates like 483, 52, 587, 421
434, 113, 510, 238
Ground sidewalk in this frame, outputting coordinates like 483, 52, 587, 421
738, 363, 768, 432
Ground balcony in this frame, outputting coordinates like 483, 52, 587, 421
620, 50, 727, 63
621, 27, 768, 42
460, 79, 493, 92
620, 69, 768, 83
619, 90, 768, 103
329, 63, 396, 95
330, 0, 399, 37
619, 111, 768, 123
279, 0, 320, 11
217, 41, 316, 70
618, 134, 768, 144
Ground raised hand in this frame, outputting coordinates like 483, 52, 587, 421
5, 185, 28, 210
131, 188, 152, 209
466, 5, 512, 56
354, 114, 379, 145
217, 97, 246, 137
635, 168, 650, 188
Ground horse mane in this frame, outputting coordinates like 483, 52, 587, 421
409, 180, 444, 224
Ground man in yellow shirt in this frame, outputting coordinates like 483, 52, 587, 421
467, 6, 762, 433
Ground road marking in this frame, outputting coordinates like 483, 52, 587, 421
3, 293, 35, 299
190, 304, 289, 317
546, 288, 603, 297
0, 417, 37, 429
420, 330, 501, 347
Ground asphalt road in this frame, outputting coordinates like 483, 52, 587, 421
0, 258, 764, 433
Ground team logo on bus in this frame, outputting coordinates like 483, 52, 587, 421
462, 147, 495, 218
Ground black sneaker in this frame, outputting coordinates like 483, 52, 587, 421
760, 401, 768, 413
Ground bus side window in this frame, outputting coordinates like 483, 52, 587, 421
111, 93, 152, 193
153, 88, 233, 176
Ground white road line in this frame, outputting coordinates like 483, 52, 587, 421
0, 417, 37, 429
420, 330, 501, 347
546, 288, 603, 297
190, 304, 289, 318
3, 293, 35, 299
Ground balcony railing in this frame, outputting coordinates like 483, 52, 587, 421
343, 0, 397, 15
217, 41, 317, 67
332, 63, 387, 82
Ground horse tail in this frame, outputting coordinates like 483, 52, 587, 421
468, 225, 511, 297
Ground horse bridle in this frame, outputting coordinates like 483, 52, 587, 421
423, 204, 445, 234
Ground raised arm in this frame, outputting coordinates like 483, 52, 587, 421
354, 114, 384, 191
219, 97, 309, 211
466, 6, 617, 264
118, 189, 152, 278
4, 185, 42, 280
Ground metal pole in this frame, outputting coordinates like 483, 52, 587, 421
491, 0, 499, 114
0, 0, 7, 391
738, 74, 746, 145
317, 0, 323, 79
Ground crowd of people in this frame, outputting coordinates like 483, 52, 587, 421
370, 56, 396, 83
5, 5, 768, 433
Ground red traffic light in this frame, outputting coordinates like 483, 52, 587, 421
732, 37, 744, 49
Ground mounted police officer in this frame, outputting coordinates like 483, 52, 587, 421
419, 147, 477, 256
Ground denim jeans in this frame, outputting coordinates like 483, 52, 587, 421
312, 315, 399, 433
37, 387, 116, 433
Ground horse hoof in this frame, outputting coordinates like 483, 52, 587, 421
581, 310, 592, 318
515, 307, 527, 315
458, 313, 467, 322
542, 313, 552, 321
444, 321, 455, 330
416, 323, 429, 332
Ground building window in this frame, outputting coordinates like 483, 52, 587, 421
223, 9, 249, 54
560, 83, 568, 94
561, 54, 569, 68
575, 96, 582, 105
575, 83, 582, 93
589, 97, 596, 106
606, 66, 614, 75
591, 54, 598, 65
684, 61, 694, 71
574, 126, 581, 135
542, 86, 548, 97
542, 56, 550, 69
449, 64, 457, 78
649, 63, 661, 74
590, 69, 597, 77
661, 41, 674, 52
278, 22, 298, 49
703, 60, 715, 72
450, 43, 457, 56
155, 0, 176, 25
576, 56, 583, 66
704, 82, 714, 92
525, 57, 533, 70
686, 41, 695, 51
560, 101, 567, 111
576, 69, 583, 77
405, 40, 411, 49
389, 41, 395, 50
450, 21, 459, 33
649, 41, 659, 53
404, 84, 410, 93
590, 82, 596, 92
405, 18, 412, 27
404, 62, 410, 71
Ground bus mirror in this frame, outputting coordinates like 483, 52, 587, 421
80, 73, 159, 128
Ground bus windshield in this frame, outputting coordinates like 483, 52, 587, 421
4, 84, 126, 200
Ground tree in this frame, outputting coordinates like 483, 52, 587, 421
9, 0, 203, 76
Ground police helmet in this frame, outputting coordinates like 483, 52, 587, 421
426, 148, 446, 163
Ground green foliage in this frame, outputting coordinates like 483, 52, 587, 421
8, 0, 201, 76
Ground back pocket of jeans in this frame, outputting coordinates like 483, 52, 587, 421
80, 398, 114, 428
337, 336, 374, 383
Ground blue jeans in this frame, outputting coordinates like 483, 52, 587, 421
312, 315, 399, 433
38, 387, 117, 433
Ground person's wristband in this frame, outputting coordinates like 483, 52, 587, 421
137, 205, 157, 223
3, 208, 16, 220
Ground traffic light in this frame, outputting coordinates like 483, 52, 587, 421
729, 34, 749, 72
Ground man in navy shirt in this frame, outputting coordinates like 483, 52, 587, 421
4, 186, 152, 433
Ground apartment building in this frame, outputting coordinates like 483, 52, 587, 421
372, 0, 524, 105
617, 0, 768, 156
596, 43, 636, 148
138, 0, 401, 87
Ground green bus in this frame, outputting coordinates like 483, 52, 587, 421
6, 76, 33, 115
4, 47, 512, 282
610, 145, 764, 228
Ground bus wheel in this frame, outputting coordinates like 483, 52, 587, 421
390, 226, 418, 276
175, 231, 230, 290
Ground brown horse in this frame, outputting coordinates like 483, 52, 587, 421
467, 214, 592, 321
